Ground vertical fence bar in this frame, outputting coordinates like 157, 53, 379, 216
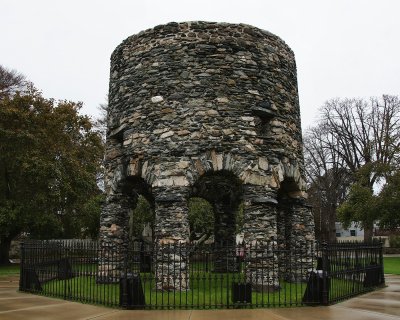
379, 240, 385, 285
19, 242, 24, 291
321, 242, 329, 305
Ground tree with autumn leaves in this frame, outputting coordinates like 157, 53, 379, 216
305, 95, 400, 242
0, 66, 104, 264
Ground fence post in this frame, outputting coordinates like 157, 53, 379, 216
119, 252, 129, 309
321, 241, 329, 305
379, 240, 385, 285
63, 245, 67, 300
19, 242, 25, 291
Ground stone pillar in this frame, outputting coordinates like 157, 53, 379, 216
286, 199, 315, 282
242, 185, 279, 291
153, 187, 190, 291
276, 203, 289, 278
98, 193, 136, 282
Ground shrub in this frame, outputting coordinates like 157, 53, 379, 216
389, 235, 400, 248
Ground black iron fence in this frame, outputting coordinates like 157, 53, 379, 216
19, 240, 384, 309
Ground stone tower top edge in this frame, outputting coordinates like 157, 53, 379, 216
110, 21, 294, 60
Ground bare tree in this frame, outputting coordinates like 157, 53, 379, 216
305, 95, 400, 241
95, 101, 108, 142
93, 100, 108, 191
304, 126, 352, 242
0, 65, 27, 99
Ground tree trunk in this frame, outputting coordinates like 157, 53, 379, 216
328, 208, 337, 243
0, 238, 12, 265
363, 222, 374, 242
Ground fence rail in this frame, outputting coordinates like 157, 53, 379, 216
19, 240, 384, 309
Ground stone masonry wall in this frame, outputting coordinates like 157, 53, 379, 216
100, 21, 315, 289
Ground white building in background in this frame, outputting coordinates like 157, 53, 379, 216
335, 221, 383, 242
335, 222, 364, 240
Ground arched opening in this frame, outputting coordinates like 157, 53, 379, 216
121, 176, 154, 239
98, 175, 154, 282
120, 177, 155, 240
191, 170, 243, 272
188, 197, 214, 245
129, 195, 154, 244
120, 176, 155, 272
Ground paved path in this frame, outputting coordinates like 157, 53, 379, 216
0, 275, 399, 320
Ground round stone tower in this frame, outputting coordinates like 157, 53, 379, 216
100, 22, 315, 290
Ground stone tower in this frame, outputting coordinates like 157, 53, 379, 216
99, 22, 315, 290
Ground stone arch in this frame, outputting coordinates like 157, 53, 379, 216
272, 161, 307, 195
106, 156, 156, 197
120, 176, 154, 203
188, 149, 274, 189
126, 157, 157, 189
187, 150, 246, 183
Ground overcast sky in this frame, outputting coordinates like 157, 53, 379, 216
1, 0, 399, 130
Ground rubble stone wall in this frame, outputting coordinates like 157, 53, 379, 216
100, 21, 315, 289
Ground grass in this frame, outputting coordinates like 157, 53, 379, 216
140, 272, 308, 308
43, 276, 120, 307
38, 263, 358, 309
42, 273, 308, 309
0, 264, 20, 278
23, 259, 391, 309
383, 257, 400, 275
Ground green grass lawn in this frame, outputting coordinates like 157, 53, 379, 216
22, 258, 391, 309
38, 263, 308, 308
0, 264, 20, 278
383, 257, 400, 275
42, 273, 308, 309
41, 273, 364, 309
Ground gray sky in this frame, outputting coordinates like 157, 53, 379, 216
1, 0, 399, 130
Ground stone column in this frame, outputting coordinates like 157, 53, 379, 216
242, 185, 279, 291
98, 193, 135, 282
286, 199, 315, 282
276, 203, 289, 278
153, 186, 190, 291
